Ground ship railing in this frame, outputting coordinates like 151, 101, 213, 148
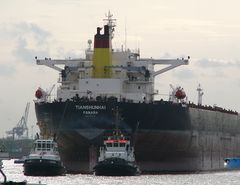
54, 93, 145, 104
188, 102, 238, 115
153, 100, 238, 115
34, 94, 56, 104
124, 78, 153, 84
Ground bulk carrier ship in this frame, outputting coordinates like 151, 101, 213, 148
34, 12, 240, 173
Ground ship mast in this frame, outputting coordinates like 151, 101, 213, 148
103, 11, 116, 40
197, 84, 204, 105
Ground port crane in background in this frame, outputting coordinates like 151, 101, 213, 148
6, 102, 30, 140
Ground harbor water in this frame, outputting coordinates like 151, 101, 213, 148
1, 159, 240, 185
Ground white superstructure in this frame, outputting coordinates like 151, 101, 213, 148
26, 138, 61, 162
98, 135, 135, 163
35, 13, 189, 104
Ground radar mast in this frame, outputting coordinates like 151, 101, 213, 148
103, 11, 116, 40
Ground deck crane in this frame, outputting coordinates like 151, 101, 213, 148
6, 102, 30, 140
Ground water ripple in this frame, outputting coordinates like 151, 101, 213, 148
1, 160, 240, 185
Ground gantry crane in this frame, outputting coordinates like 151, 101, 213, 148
6, 102, 30, 140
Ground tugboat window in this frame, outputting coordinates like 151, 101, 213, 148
37, 143, 41, 150
53, 147, 56, 151
33, 143, 37, 150
42, 143, 46, 151
47, 143, 50, 150
120, 143, 125, 147
114, 143, 118, 147
107, 143, 112, 147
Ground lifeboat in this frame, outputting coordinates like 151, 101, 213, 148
35, 88, 43, 99
175, 88, 186, 99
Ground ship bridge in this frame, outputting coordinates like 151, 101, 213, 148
36, 54, 189, 104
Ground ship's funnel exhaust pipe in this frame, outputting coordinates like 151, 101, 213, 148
92, 24, 112, 78
97, 27, 102, 35
104, 25, 109, 35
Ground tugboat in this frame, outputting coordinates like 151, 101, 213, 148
94, 132, 140, 176
93, 108, 140, 176
1, 145, 47, 184
23, 135, 65, 176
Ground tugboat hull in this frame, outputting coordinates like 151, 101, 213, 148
94, 158, 139, 176
24, 159, 65, 176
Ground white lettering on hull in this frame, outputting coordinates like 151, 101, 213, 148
75, 105, 107, 117
83, 111, 98, 115
75, 105, 107, 110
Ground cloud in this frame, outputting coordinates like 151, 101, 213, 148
14, 22, 51, 44
13, 37, 49, 64
0, 64, 15, 76
0, 22, 52, 64
55, 47, 82, 59
196, 58, 240, 68
192, 58, 240, 79
0, 22, 51, 43
172, 68, 196, 80
0, 22, 83, 63
11, 23, 52, 64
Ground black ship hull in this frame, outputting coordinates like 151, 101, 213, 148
35, 100, 240, 173
23, 158, 65, 176
94, 158, 139, 176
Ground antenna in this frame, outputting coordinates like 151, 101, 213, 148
87, 39, 92, 50
115, 106, 120, 136
124, 17, 127, 52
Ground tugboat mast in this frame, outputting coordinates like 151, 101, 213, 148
114, 107, 121, 137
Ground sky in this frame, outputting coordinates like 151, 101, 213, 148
0, 0, 239, 137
